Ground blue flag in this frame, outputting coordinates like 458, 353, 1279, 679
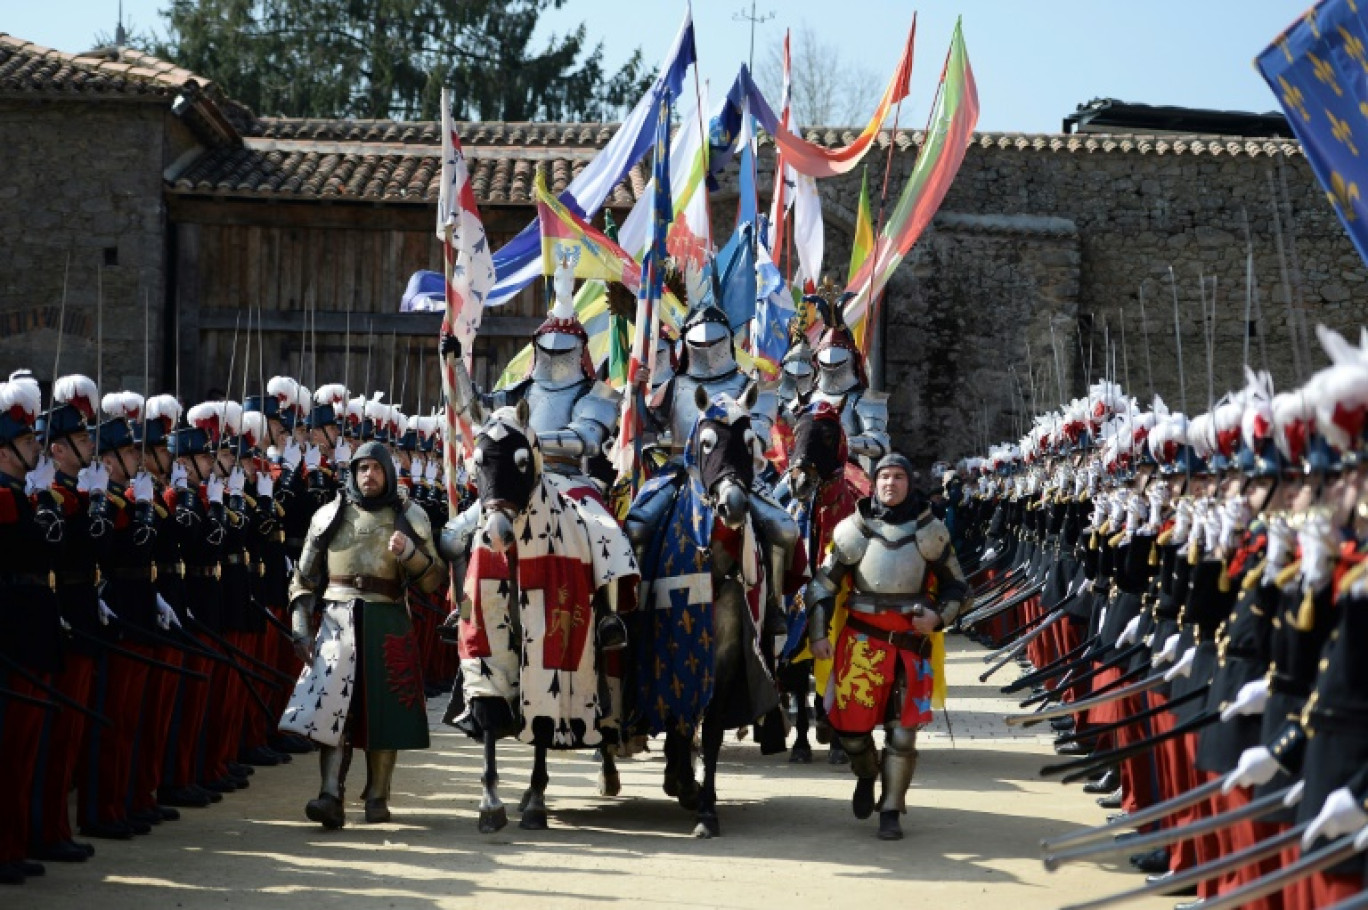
707, 65, 780, 191
1257, 0, 1368, 264
706, 223, 758, 333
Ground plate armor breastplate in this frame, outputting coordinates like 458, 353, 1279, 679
850, 516, 929, 596
668, 370, 749, 455
322, 504, 400, 596
811, 388, 863, 438
523, 380, 586, 439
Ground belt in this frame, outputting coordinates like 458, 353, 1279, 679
846, 592, 934, 616
1306, 705, 1368, 737
223, 553, 248, 567
106, 567, 155, 582
56, 570, 98, 587
0, 571, 55, 590
156, 562, 186, 579
328, 574, 404, 601
184, 564, 221, 580
844, 615, 929, 654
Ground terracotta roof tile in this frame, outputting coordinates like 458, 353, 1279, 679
0, 33, 208, 97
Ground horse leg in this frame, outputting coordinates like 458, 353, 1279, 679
598, 746, 621, 797
692, 717, 724, 838
477, 730, 507, 833
789, 667, 812, 764
518, 744, 549, 830
662, 730, 699, 810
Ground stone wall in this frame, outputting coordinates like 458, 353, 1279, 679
804, 141, 1367, 464
0, 99, 174, 392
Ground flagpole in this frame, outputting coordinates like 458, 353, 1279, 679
865, 14, 916, 392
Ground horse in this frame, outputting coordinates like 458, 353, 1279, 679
446, 400, 639, 833
774, 401, 862, 763
624, 384, 801, 837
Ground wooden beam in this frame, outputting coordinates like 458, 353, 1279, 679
197, 308, 542, 337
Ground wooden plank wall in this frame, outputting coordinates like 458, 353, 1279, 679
174, 212, 554, 412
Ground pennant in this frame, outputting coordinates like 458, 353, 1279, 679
770, 18, 916, 179
486, 9, 697, 306
751, 241, 795, 379
536, 171, 642, 285
843, 19, 979, 352
848, 166, 874, 285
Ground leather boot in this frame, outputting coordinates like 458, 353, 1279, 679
361, 749, 398, 823
1083, 768, 1120, 794
1096, 788, 1124, 809
841, 734, 878, 819
306, 745, 348, 829
877, 726, 919, 815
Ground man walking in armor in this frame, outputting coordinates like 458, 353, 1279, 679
280, 441, 445, 829
807, 453, 969, 840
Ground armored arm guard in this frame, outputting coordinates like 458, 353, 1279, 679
750, 387, 780, 453
849, 391, 891, 459
288, 499, 336, 609
918, 516, 970, 626
399, 502, 446, 594
441, 343, 494, 425
749, 489, 801, 629
805, 516, 867, 643
539, 381, 621, 460
437, 500, 482, 599
624, 473, 680, 567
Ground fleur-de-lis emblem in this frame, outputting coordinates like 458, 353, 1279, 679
1329, 109, 1360, 155
1329, 171, 1361, 221
1279, 36, 1294, 64
1281, 76, 1311, 121
1340, 26, 1367, 70
1305, 9, 1321, 39
1309, 52, 1343, 96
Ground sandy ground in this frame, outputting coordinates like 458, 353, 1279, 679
16, 638, 1174, 910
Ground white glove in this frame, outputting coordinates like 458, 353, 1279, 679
170, 461, 189, 491
282, 439, 303, 470
226, 467, 246, 497
97, 598, 117, 626
1221, 677, 1270, 721
130, 470, 155, 504
155, 592, 181, 631
1302, 787, 1368, 848
1154, 632, 1181, 667
78, 461, 109, 494
1221, 746, 1280, 794
1298, 513, 1337, 594
24, 456, 56, 495
1263, 517, 1295, 585
1218, 497, 1250, 551
1170, 499, 1194, 546
424, 459, 439, 483
411, 456, 426, 481
1117, 615, 1142, 648
1164, 646, 1197, 682
256, 472, 274, 498
303, 444, 322, 472
206, 474, 225, 504
333, 438, 352, 464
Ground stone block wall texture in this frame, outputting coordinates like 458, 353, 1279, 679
0, 99, 170, 393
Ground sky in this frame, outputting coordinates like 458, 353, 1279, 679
8, 0, 1309, 132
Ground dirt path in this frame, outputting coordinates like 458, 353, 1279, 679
20, 639, 1171, 909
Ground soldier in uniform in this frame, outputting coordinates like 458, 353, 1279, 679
280, 441, 445, 829
806, 453, 969, 840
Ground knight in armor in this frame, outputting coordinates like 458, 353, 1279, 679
806, 453, 969, 840
280, 441, 444, 829
440, 255, 619, 481
794, 285, 890, 474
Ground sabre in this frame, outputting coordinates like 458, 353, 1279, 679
44, 251, 71, 452
140, 289, 150, 469
1186, 829, 1364, 910
1057, 821, 1311, 910
1053, 684, 1206, 746
388, 330, 397, 413
1240, 206, 1270, 373
1138, 283, 1155, 401
1005, 664, 1167, 726
1267, 169, 1306, 379
1054, 708, 1220, 784
400, 338, 412, 413
1042, 783, 1294, 871
94, 263, 103, 462
342, 309, 351, 421
1275, 157, 1315, 376
257, 303, 267, 409
980, 609, 1065, 682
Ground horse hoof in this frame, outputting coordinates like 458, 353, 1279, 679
662, 775, 679, 798
598, 768, 621, 798
676, 783, 700, 812
828, 745, 850, 765
519, 809, 549, 831
517, 789, 534, 813
477, 805, 507, 834
789, 743, 813, 764
692, 813, 720, 839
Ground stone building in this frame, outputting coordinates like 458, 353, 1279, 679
2, 34, 1363, 463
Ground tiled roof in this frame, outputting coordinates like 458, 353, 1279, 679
247, 117, 622, 148
0, 34, 207, 97
788, 128, 1301, 159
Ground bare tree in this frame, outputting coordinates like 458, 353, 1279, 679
756, 24, 881, 128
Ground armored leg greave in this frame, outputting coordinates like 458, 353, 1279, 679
841, 733, 879, 779
318, 744, 350, 799
878, 725, 919, 814
361, 749, 398, 802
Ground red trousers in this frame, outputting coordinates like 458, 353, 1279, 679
30, 654, 95, 848
1213, 787, 1286, 910
126, 641, 182, 814
201, 631, 250, 780
0, 672, 49, 863
162, 642, 214, 790
78, 651, 146, 826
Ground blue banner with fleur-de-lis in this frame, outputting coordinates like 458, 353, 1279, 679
1258, 0, 1368, 264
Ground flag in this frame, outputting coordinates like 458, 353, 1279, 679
842, 19, 979, 351
848, 166, 874, 284
535, 171, 642, 286
1256, 0, 1368, 265
486, 8, 697, 306
771, 18, 916, 179
768, 30, 794, 270
710, 223, 759, 333
613, 95, 675, 488
400, 270, 446, 312
751, 241, 795, 378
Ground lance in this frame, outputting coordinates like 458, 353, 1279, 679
1057, 820, 1311, 910
0, 650, 112, 727
1051, 708, 1221, 785
980, 609, 1067, 682
1043, 772, 1232, 850
44, 252, 71, 452
1199, 829, 1365, 910
1005, 662, 1168, 727
1052, 683, 1206, 746
66, 624, 209, 681
1042, 782, 1295, 871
